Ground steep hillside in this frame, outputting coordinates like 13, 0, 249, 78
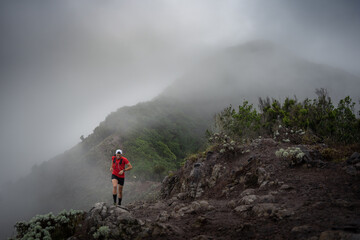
12, 138, 360, 239
2, 40, 360, 238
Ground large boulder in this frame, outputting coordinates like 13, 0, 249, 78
347, 152, 360, 165
85, 202, 176, 239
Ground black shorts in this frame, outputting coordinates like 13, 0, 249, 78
111, 174, 125, 186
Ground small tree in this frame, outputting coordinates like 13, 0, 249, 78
334, 96, 358, 143
215, 101, 261, 140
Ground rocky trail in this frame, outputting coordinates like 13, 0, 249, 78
15, 138, 360, 240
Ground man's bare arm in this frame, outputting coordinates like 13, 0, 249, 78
119, 162, 132, 175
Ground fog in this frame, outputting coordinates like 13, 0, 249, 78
0, 0, 360, 218
0, 0, 251, 185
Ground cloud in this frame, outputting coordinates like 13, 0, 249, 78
245, 0, 360, 74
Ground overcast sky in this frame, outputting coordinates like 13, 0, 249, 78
0, 0, 359, 185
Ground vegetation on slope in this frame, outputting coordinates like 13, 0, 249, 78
210, 89, 359, 145
82, 98, 208, 181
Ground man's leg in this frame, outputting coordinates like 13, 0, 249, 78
118, 178, 124, 205
118, 185, 123, 205
112, 179, 118, 205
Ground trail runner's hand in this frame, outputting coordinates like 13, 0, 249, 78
119, 170, 124, 175
110, 167, 113, 172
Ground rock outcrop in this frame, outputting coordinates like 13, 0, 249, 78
158, 138, 360, 239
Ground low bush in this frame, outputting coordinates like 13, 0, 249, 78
12, 209, 84, 240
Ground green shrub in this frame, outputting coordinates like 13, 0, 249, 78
214, 101, 261, 140
93, 226, 110, 240
275, 147, 306, 166
13, 209, 84, 240
256, 89, 359, 144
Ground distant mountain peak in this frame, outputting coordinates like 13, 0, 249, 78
226, 39, 279, 54
161, 38, 359, 108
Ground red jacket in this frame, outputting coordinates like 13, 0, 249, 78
112, 156, 129, 178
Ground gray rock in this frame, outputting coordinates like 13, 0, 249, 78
280, 184, 293, 191
174, 201, 213, 216
100, 205, 108, 217
189, 181, 205, 198
291, 225, 312, 232
275, 209, 294, 219
208, 164, 222, 188
240, 195, 257, 205
355, 163, 360, 170
157, 211, 170, 222
259, 181, 268, 190
307, 237, 318, 240
193, 216, 208, 228
191, 235, 215, 240
258, 194, 275, 203
269, 191, 279, 195
240, 188, 256, 197
113, 206, 131, 216
93, 202, 106, 209
191, 162, 203, 180
239, 176, 246, 184
150, 222, 179, 237
234, 205, 252, 217
88, 202, 107, 223
150, 201, 166, 209
177, 206, 191, 215
85, 202, 172, 240
347, 152, 360, 165
256, 167, 269, 184
186, 163, 206, 199
169, 196, 178, 204
227, 200, 237, 209
191, 201, 201, 211
333, 199, 352, 208
173, 203, 186, 212
176, 192, 188, 200
345, 166, 357, 176
198, 200, 211, 210
252, 203, 277, 217
160, 175, 179, 198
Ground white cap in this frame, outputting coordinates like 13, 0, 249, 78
115, 149, 122, 154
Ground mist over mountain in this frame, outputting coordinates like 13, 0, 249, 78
1, 40, 360, 238
162, 40, 359, 108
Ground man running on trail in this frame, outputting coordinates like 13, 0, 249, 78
110, 149, 132, 205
